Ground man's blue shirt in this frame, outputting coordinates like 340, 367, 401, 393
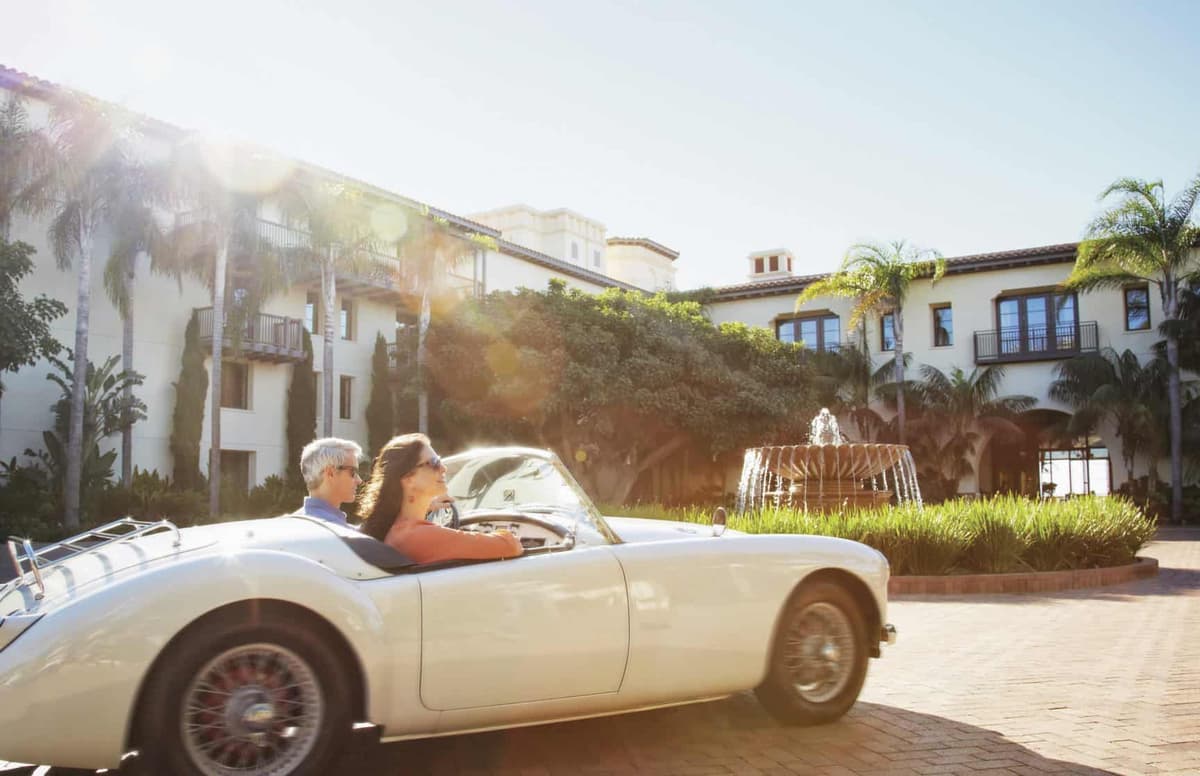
298, 496, 348, 526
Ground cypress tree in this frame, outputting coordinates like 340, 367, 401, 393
366, 332, 395, 459
169, 315, 208, 490
286, 329, 317, 488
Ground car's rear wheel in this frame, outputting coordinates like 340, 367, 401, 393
755, 580, 869, 726
138, 612, 352, 775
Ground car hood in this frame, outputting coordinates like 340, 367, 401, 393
605, 516, 742, 544
0, 517, 372, 615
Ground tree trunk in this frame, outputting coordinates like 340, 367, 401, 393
208, 238, 228, 518
1164, 287, 1184, 524
120, 266, 134, 486
322, 246, 336, 437
894, 306, 905, 445
417, 287, 431, 435
63, 228, 93, 530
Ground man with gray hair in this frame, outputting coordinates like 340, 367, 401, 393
296, 437, 364, 526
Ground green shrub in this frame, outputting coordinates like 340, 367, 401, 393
605, 494, 1158, 575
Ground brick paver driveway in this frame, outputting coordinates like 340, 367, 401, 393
5, 529, 1198, 775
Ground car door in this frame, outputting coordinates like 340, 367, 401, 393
418, 545, 629, 710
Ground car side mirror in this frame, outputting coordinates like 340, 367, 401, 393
712, 507, 727, 538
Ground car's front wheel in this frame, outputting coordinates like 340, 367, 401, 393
138, 611, 353, 775
755, 580, 869, 726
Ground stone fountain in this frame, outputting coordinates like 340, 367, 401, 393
736, 408, 922, 513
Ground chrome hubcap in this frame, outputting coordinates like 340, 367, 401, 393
181, 643, 322, 775
783, 601, 855, 703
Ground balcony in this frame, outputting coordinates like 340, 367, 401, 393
387, 328, 418, 382
254, 219, 480, 300
974, 321, 1099, 365
194, 307, 306, 363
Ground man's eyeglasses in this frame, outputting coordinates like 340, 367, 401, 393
414, 454, 442, 471
334, 465, 360, 475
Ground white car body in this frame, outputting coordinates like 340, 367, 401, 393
0, 447, 894, 772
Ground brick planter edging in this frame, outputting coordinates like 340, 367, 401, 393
889, 556, 1159, 595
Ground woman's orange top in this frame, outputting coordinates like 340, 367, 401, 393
385, 520, 523, 564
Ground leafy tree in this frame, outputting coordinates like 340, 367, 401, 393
1064, 175, 1200, 523
285, 329, 317, 488
170, 315, 208, 491
908, 364, 1035, 501
796, 241, 945, 444
428, 284, 817, 503
0, 239, 66, 396
366, 332, 395, 458
25, 352, 146, 521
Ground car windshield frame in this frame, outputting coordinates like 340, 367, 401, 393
441, 447, 620, 545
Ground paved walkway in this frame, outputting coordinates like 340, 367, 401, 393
6, 529, 1199, 775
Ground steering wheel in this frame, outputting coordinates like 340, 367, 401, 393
429, 501, 460, 529
456, 512, 568, 540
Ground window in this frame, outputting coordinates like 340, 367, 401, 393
768, 255, 779, 272
786, 256, 792, 272
933, 305, 953, 346
777, 314, 841, 352
305, 292, 321, 334
339, 375, 353, 420
340, 298, 354, 341
221, 450, 253, 494
593, 249, 601, 267
1124, 286, 1150, 331
571, 241, 579, 260
754, 257, 764, 274
881, 313, 896, 351
220, 362, 249, 409
996, 292, 1078, 355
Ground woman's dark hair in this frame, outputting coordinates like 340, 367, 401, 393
358, 433, 430, 541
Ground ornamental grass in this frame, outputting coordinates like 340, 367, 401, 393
605, 495, 1157, 576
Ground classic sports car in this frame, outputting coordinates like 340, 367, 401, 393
0, 447, 896, 775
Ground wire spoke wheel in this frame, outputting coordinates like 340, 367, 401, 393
181, 643, 324, 776
783, 601, 856, 704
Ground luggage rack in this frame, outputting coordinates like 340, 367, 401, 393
5, 517, 182, 601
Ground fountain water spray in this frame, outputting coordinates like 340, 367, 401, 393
736, 408, 923, 513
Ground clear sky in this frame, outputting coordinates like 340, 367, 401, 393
2, 0, 1197, 289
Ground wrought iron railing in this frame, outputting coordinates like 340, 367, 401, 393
974, 321, 1098, 364
194, 307, 305, 360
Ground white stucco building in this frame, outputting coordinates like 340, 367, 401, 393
0, 64, 1189, 503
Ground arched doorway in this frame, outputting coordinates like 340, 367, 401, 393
983, 409, 1112, 497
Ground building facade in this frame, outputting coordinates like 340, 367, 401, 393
706, 243, 1174, 497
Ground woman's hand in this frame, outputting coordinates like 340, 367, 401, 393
427, 494, 456, 513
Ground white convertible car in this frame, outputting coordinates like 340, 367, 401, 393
0, 447, 896, 775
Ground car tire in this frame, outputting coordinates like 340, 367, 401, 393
755, 580, 869, 726
137, 610, 353, 776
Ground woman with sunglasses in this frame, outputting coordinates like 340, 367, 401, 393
359, 433, 523, 564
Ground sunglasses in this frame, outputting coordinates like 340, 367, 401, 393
414, 453, 442, 471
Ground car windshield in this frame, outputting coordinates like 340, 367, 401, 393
442, 448, 619, 545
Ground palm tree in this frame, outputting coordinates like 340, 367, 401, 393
797, 241, 945, 443
401, 212, 491, 434
19, 93, 140, 528
0, 95, 54, 239
1049, 348, 1166, 491
910, 364, 1036, 499
158, 137, 291, 515
102, 163, 168, 486
1064, 175, 1200, 522
0, 94, 55, 453
278, 180, 386, 436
